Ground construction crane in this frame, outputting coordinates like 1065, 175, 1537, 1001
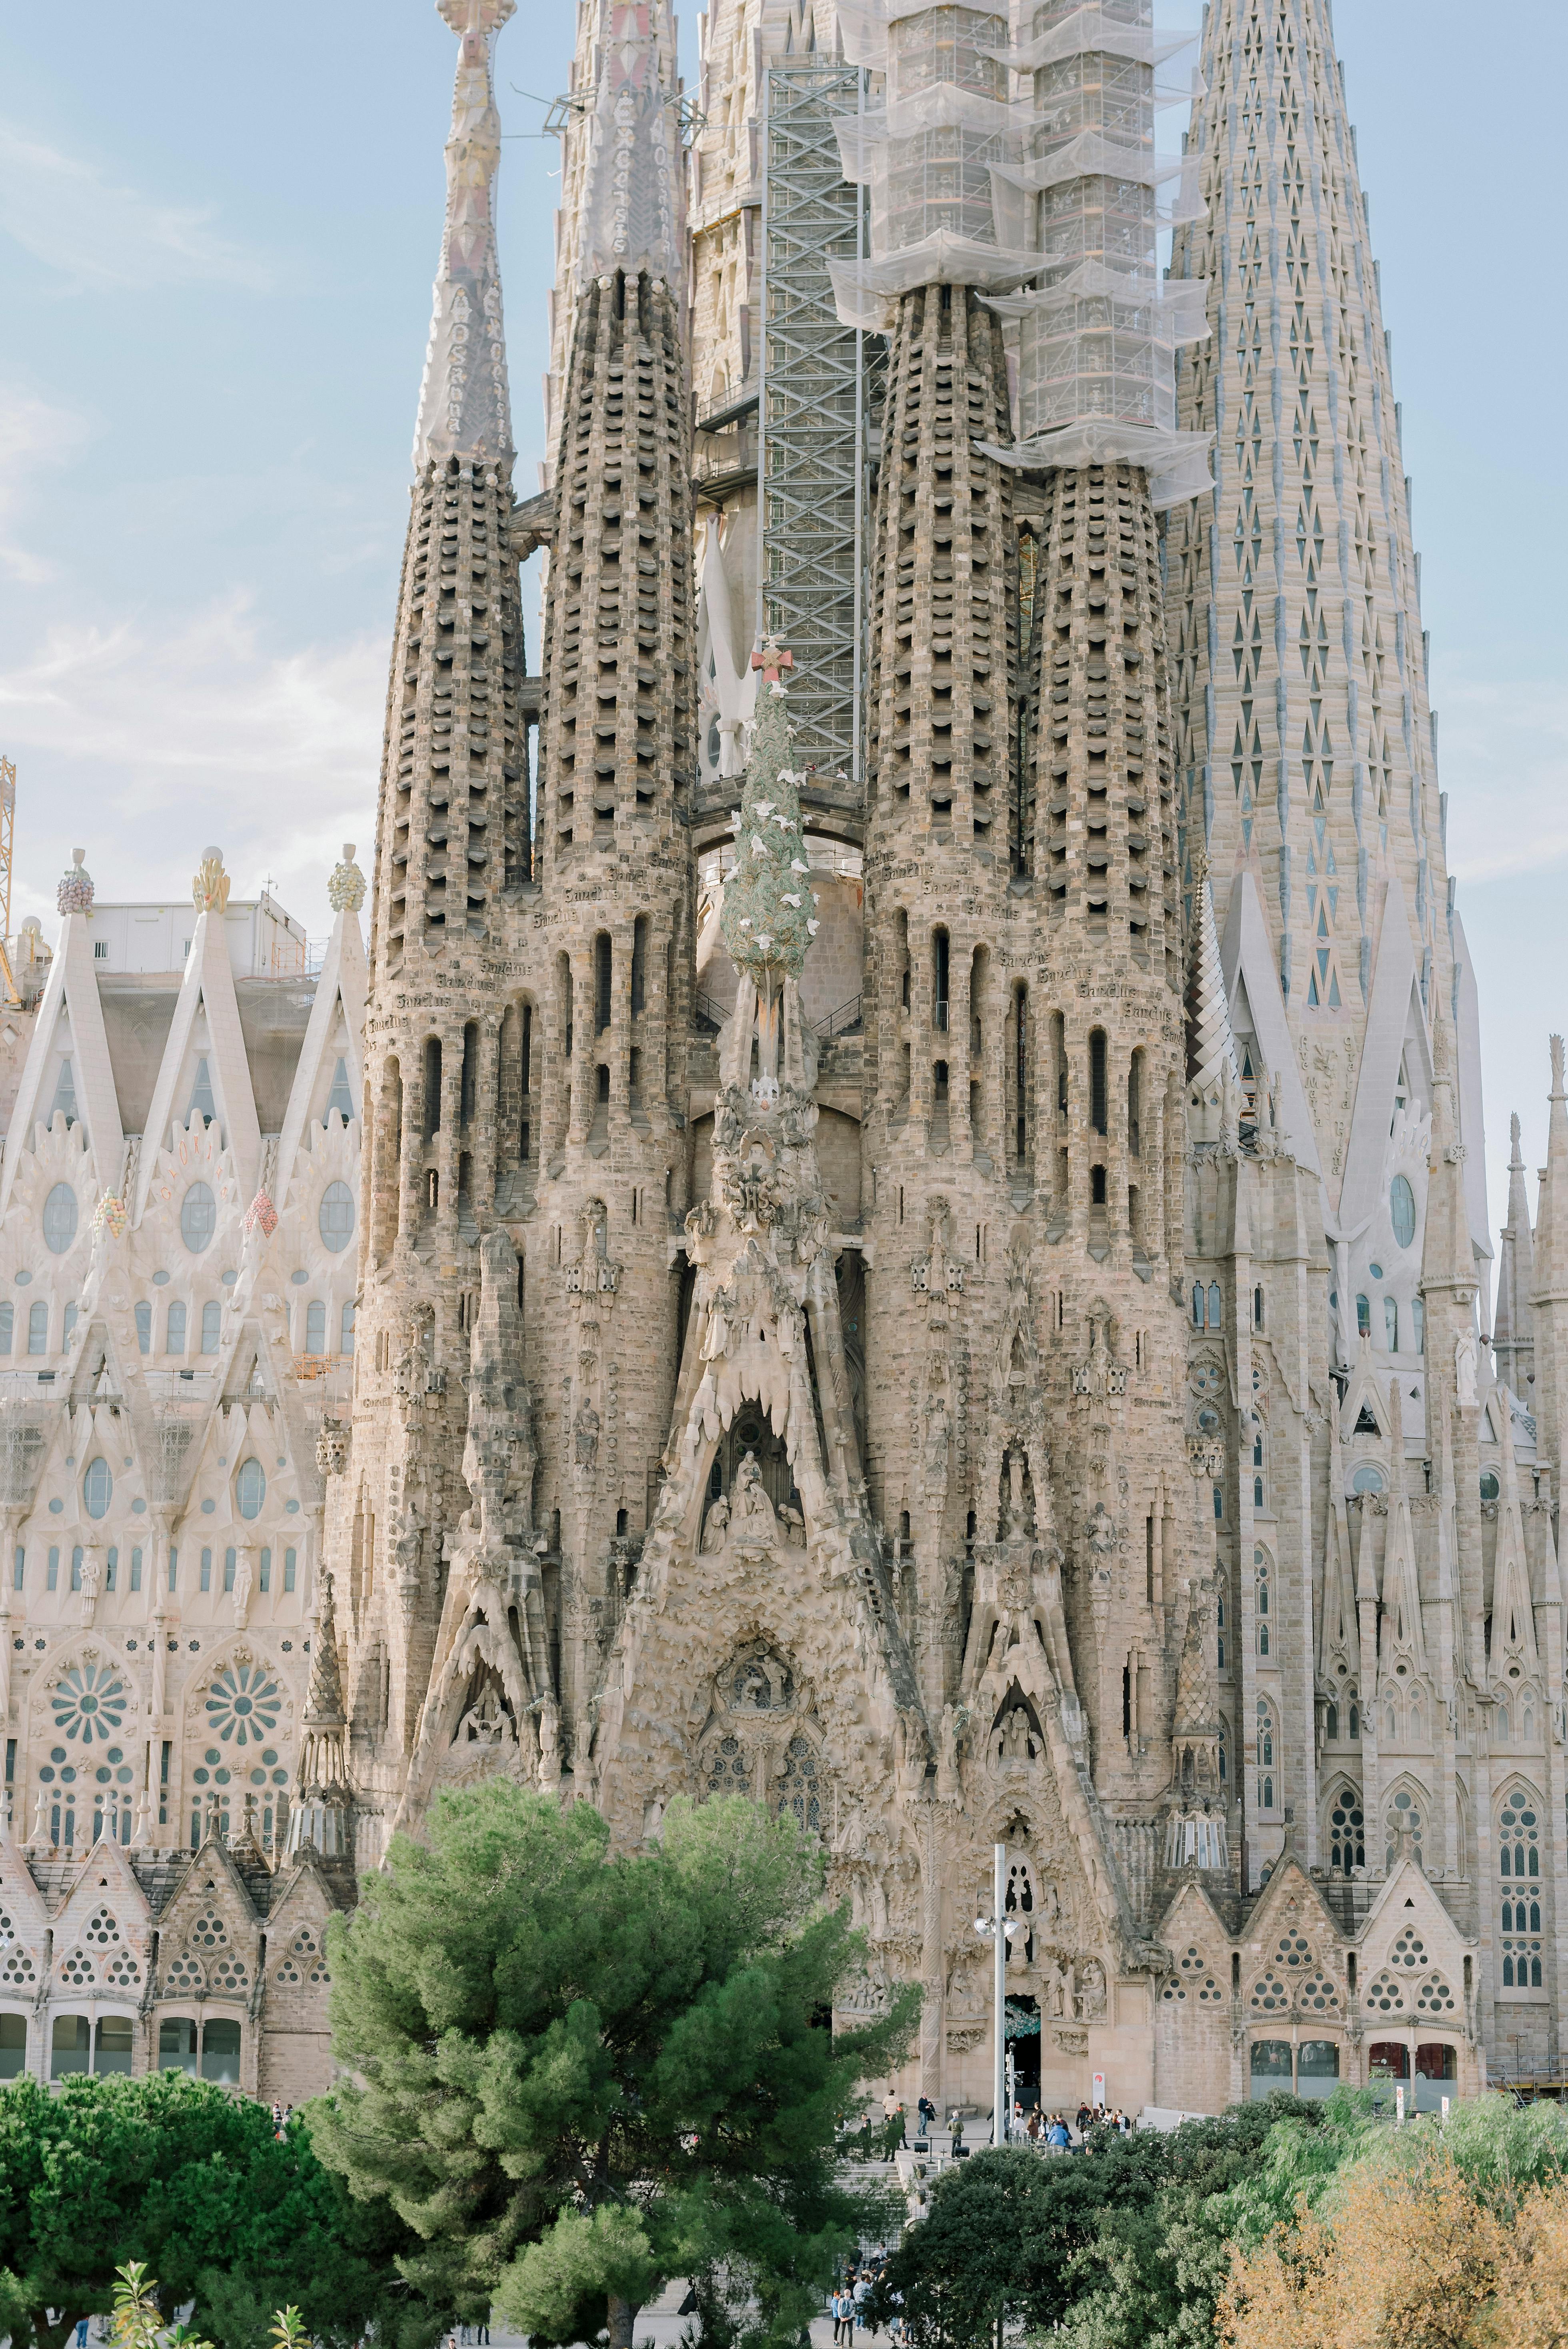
0, 758, 20, 1009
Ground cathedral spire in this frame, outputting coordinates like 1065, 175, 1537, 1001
411, 0, 515, 470
1167, 0, 1452, 1149
1494, 1110, 1536, 1397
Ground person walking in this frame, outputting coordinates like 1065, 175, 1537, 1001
1076, 2100, 1093, 2136
883, 2097, 906, 2159
853, 2272, 871, 2337
917, 2093, 936, 2141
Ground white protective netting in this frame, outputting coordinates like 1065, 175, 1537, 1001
828, 0, 1213, 500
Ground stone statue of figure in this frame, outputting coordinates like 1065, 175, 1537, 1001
1045, 1955, 1070, 2017
777, 1498, 806, 1547
1003, 1706, 1035, 1762
537, 1694, 561, 1790
573, 1400, 600, 1466
924, 1392, 951, 1485
1455, 1328, 1479, 1408
734, 1450, 774, 1524
1077, 1958, 1107, 2019
78, 1550, 101, 1599
457, 1684, 510, 1747
231, 1553, 253, 1624
700, 1492, 730, 1552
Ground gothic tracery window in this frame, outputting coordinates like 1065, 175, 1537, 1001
1327, 1782, 1364, 1874
1499, 1788, 1543, 1989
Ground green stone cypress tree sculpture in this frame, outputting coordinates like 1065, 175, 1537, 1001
719, 641, 817, 1091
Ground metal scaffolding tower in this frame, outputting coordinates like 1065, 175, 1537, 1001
758, 64, 879, 795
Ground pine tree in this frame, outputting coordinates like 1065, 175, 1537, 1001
308, 1786, 915, 2349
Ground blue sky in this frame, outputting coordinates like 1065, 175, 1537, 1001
0, 1, 1563, 1244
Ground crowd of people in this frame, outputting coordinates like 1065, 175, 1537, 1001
829, 2261, 901, 2347
857, 2089, 1139, 2159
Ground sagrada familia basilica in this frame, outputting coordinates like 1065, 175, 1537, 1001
0, 0, 1558, 2120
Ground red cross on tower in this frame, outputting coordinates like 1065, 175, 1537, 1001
751, 639, 794, 683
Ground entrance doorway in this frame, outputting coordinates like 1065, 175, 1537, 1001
1007, 1993, 1041, 2113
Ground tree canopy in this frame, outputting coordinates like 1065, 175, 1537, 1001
0, 2070, 433, 2349
873, 2096, 1323, 2349
308, 1784, 915, 2349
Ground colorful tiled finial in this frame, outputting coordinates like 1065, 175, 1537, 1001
244, 1191, 280, 1240
91, 1193, 127, 1240
327, 844, 367, 915
57, 848, 93, 916
192, 846, 230, 915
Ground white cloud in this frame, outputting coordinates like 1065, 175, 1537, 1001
0, 596, 383, 934
0, 384, 91, 582
1440, 675, 1568, 885
0, 122, 272, 294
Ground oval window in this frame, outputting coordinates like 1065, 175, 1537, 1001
82, 1457, 112, 1520
1390, 1175, 1416, 1249
318, 1179, 355, 1254
235, 1459, 266, 1520
1479, 1471, 1500, 1501
42, 1184, 78, 1254
181, 1182, 217, 1253
1351, 1463, 1386, 1495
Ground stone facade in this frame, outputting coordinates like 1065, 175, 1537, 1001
311, 0, 1524, 2122
1, 0, 1546, 2122
0, 840, 365, 2087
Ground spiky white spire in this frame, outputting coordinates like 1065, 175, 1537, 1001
1187, 867, 1240, 1117
411, 0, 515, 470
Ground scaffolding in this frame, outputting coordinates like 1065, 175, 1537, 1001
758, 64, 881, 791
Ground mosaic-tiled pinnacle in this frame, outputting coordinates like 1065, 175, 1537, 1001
411, 0, 516, 468
575, 0, 683, 289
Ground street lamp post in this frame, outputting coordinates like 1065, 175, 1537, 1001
974, 1841, 1021, 2146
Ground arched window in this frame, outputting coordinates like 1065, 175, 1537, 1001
1253, 1284, 1264, 1329
1499, 1790, 1543, 1988
1256, 1697, 1278, 1809
1216, 1585, 1225, 1670
42, 1184, 79, 1254
1252, 1418, 1265, 1512
1355, 1293, 1371, 1338
1207, 1281, 1222, 1330
1192, 1284, 1204, 1327
1412, 1296, 1425, 1354
200, 1301, 222, 1354
167, 1301, 186, 1354
1327, 1783, 1364, 1874
1325, 1703, 1339, 1741
27, 1302, 47, 1356
1255, 1548, 1270, 1654
1218, 1717, 1228, 1782
82, 1458, 112, 1520
305, 1301, 326, 1354
0, 1301, 11, 1355
318, 1180, 355, 1253
340, 1301, 356, 1354
1384, 1297, 1399, 1352
235, 1460, 266, 1520
180, 1183, 216, 1254
1390, 1174, 1416, 1249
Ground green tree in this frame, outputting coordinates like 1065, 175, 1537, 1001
873, 2097, 1323, 2349
308, 1784, 915, 2349
0, 2072, 433, 2349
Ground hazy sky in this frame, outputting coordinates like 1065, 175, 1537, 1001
0, 1, 1562, 1244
